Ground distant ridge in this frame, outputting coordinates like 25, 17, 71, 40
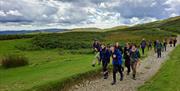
0, 16, 179, 35
0, 29, 70, 35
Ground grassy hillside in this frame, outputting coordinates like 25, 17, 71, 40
71, 27, 102, 32
139, 45, 180, 91
125, 16, 180, 34
0, 16, 179, 41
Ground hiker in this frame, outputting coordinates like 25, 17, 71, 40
100, 43, 111, 79
110, 46, 123, 85
153, 40, 157, 53
106, 44, 111, 64
124, 43, 131, 75
92, 40, 101, 67
130, 45, 140, 80
156, 40, 162, 58
169, 38, 173, 47
173, 37, 177, 47
148, 40, 152, 50
140, 38, 146, 55
114, 42, 124, 54
114, 42, 124, 71
163, 39, 167, 51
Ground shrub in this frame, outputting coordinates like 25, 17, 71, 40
15, 43, 42, 51
58, 49, 93, 55
0, 34, 34, 40
68, 49, 93, 54
32, 34, 93, 49
1, 54, 28, 68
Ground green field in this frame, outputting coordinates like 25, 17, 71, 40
0, 39, 102, 91
139, 45, 180, 91
0, 36, 149, 91
0, 16, 179, 91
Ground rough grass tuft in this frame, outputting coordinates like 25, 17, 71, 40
1, 54, 28, 68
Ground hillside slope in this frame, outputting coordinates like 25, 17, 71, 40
115, 16, 180, 34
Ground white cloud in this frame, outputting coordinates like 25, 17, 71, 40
0, 10, 6, 16
164, 0, 180, 15
170, 13, 179, 17
0, 0, 179, 30
6, 10, 22, 16
129, 17, 157, 25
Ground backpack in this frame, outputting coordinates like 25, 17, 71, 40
156, 43, 162, 49
130, 49, 140, 62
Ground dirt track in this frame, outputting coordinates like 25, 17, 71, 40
69, 36, 180, 91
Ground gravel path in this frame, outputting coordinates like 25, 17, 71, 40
69, 36, 180, 91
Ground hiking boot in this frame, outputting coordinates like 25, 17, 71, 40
120, 77, 123, 81
133, 77, 136, 80
133, 74, 136, 80
104, 75, 108, 79
111, 81, 116, 85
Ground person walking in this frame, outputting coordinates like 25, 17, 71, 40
106, 44, 111, 64
148, 40, 152, 50
169, 38, 173, 47
100, 44, 111, 79
130, 45, 141, 80
114, 42, 124, 71
110, 46, 123, 85
156, 40, 162, 58
140, 38, 146, 55
163, 39, 167, 51
114, 42, 124, 54
173, 37, 177, 47
92, 39, 101, 67
123, 43, 131, 75
154, 40, 157, 53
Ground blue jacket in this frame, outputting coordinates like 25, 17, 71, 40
100, 48, 111, 62
112, 49, 122, 65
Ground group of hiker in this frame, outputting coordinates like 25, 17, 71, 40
91, 37, 177, 85
152, 38, 177, 58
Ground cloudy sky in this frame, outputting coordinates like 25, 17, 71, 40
0, 0, 180, 30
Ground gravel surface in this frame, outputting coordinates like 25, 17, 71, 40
69, 36, 180, 91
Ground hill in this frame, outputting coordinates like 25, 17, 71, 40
116, 16, 180, 34
71, 27, 101, 32
0, 16, 179, 36
0, 28, 70, 35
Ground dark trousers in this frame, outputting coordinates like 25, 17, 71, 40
141, 48, 145, 55
157, 49, 161, 58
125, 58, 131, 74
102, 61, 108, 78
164, 46, 167, 51
113, 64, 123, 82
173, 43, 176, 47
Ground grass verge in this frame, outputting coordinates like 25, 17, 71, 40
138, 45, 180, 91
